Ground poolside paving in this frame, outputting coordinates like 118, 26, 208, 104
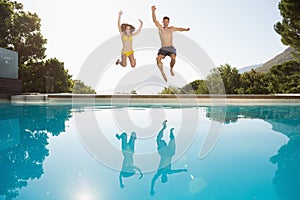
8, 94, 300, 105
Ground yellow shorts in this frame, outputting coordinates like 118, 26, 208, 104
122, 50, 134, 57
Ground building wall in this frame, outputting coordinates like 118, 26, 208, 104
0, 47, 18, 79
0, 48, 22, 98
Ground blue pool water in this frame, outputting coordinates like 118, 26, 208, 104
0, 103, 300, 200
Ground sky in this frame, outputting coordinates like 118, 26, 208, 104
19, 0, 286, 92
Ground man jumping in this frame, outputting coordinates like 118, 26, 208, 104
150, 120, 187, 196
151, 5, 190, 82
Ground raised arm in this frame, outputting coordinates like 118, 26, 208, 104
151, 5, 162, 28
117, 10, 123, 34
168, 168, 188, 174
132, 19, 143, 36
170, 26, 190, 32
119, 173, 124, 188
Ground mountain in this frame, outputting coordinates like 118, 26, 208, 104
255, 47, 297, 72
238, 63, 263, 73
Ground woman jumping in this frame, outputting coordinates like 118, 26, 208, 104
116, 10, 143, 68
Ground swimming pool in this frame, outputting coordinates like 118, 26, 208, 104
0, 103, 299, 200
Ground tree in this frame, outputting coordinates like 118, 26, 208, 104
196, 80, 209, 94
219, 64, 241, 94
0, 0, 47, 65
19, 58, 73, 93
160, 64, 241, 95
0, 0, 76, 94
181, 80, 209, 94
274, 0, 300, 54
73, 80, 96, 94
267, 60, 300, 93
206, 64, 240, 94
206, 67, 225, 94
130, 90, 137, 94
44, 58, 73, 93
0, 0, 13, 47
238, 69, 269, 94
159, 86, 180, 94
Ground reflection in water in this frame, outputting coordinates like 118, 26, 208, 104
115, 132, 143, 189
270, 136, 300, 200
0, 104, 72, 200
150, 120, 187, 196
206, 106, 300, 133
206, 106, 300, 200
0, 104, 299, 199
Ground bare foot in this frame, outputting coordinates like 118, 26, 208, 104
115, 133, 121, 140
115, 59, 120, 65
162, 120, 167, 126
162, 120, 167, 128
157, 63, 168, 82
131, 132, 137, 138
170, 68, 175, 76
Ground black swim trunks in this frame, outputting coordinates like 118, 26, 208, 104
158, 46, 176, 56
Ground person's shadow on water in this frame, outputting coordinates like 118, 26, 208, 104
116, 132, 143, 189
150, 120, 187, 196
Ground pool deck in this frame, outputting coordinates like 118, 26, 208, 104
7, 93, 300, 105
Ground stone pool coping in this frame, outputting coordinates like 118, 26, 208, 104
7, 93, 300, 105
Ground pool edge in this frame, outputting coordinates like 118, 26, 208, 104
7, 94, 300, 105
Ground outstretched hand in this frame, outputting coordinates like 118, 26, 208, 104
139, 19, 143, 25
139, 172, 143, 180
119, 10, 123, 15
151, 5, 156, 11
186, 28, 190, 31
150, 189, 155, 196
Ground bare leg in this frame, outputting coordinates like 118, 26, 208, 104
156, 120, 167, 150
117, 54, 127, 67
170, 128, 175, 140
128, 132, 137, 152
156, 55, 167, 82
128, 54, 136, 68
170, 54, 176, 76
116, 132, 128, 151
169, 128, 176, 156
115, 54, 122, 65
